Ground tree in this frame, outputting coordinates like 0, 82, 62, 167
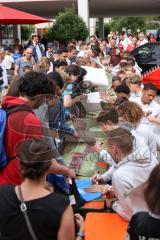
110, 17, 146, 34
45, 28, 54, 42
96, 23, 111, 38
21, 25, 34, 41
45, 8, 89, 43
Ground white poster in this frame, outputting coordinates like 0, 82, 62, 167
81, 92, 102, 112
82, 66, 109, 86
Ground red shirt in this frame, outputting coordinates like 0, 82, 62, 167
127, 44, 137, 52
0, 96, 43, 184
110, 47, 121, 66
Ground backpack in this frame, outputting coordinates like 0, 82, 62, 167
0, 108, 7, 169
0, 105, 32, 170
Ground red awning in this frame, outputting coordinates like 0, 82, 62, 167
0, 4, 51, 24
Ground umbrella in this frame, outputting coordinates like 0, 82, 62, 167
0, 4, 50, 24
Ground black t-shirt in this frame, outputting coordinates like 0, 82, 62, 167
0, 185, 69, 240
127, 212, 160, 240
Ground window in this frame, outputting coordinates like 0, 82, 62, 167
151, 45, 160, 58
137, 45, 153, 58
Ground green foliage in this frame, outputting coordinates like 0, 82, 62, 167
104, 23, 111, 37
144, 16, 160, 30
144, 16, 160, 21
21, 25, 34, 41
110, 17, 146, 34
45, 28, 54, 42
145, 23, 160, 30
45, 8, 89, 43
96, 23, 111, 38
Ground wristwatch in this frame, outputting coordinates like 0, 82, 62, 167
77, 231, 84, 239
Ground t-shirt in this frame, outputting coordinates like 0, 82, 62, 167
0, 184, 69, 240
3, 55, 14, 69
0, 63, 8, 88
110, 47, 121, 66
129, 92, 142, 102
62, 83, 74, 116
137, 38, 148, 46
13, 53, 22, 63
133, 98, 160, 146
127, 212, 160, 240
15, 57, 33, 77
63, 83, 74, 97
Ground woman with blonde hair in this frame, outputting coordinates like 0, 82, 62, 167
118, 101, 157, 156
38, 57, 53, 74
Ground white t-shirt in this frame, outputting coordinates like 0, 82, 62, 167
120, 38, 129, 51
129, 91, 142, 102
133, 98, 160, 146
0, 63, 8, 88
3, 55, 14, 70
137, 38, 148, 46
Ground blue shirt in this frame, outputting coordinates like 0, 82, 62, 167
62, 83, 74, 117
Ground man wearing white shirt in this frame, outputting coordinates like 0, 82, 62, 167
29, 35, 45, 63
137, 32, 148, 46
133, 83, 160, 146
119, 32, 129, 51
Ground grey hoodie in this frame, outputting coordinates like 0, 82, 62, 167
112, 153, 158, 221
101, 129, 152, 183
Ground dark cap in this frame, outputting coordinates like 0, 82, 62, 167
115, 85, 131, 95
91, 44, 101, 56
47, 42, 54, 48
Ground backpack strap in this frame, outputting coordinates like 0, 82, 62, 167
3, 104, 33, 162
5, 104, 33, 116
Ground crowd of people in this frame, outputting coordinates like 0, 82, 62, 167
0, 30, 160, 239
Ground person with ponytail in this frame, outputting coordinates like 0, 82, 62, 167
0, 138, 84, 240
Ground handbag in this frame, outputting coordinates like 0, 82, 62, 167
18, 186, 38, 240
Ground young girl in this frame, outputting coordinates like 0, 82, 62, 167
62, 65, 87, 119
126, 163, 160, 239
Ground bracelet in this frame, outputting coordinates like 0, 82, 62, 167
77, 231, 84, 239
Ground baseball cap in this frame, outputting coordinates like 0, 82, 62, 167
47, 42, 54, 48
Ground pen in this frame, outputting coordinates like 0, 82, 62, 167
96, 170, 100, 185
